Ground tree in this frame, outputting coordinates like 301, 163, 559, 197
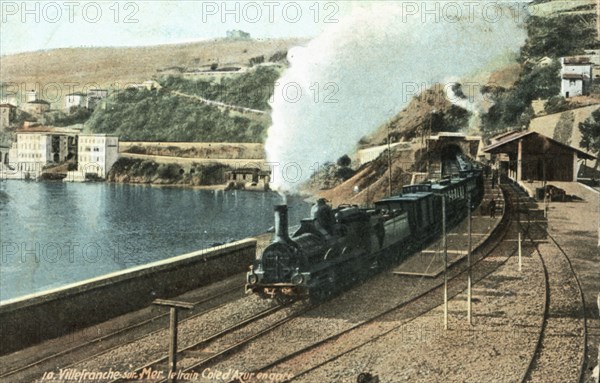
579, 109, 600, 153
336, 154, 351, 167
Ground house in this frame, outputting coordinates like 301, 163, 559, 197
560, 56, 592, 98
21, 100, 51, 117
5, 126, 80, 179
25, 90, 38, 102
224, 168, 270, 191
226, 30, 251, 40
69, 133, 119, 180
65, 92, 87, 112
86, 89, 108, 110
21, 90, 51, 116
0, 103, 17, 131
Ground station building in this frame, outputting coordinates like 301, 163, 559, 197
483, 131, 596, 185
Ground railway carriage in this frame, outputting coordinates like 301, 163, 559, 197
247, 164, 484, 302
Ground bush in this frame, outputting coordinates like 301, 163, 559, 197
157, 164, 182, 180
580, 109, 600, 153
545, 96, 571, 114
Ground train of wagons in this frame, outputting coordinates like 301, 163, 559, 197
246, 163, 484, 302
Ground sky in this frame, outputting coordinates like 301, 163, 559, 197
0, 1, 537, 55
0, 1, 357, 55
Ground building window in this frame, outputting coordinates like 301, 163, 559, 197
570, 80, 576, 86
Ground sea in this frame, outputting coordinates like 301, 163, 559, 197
0, 181, 310, 302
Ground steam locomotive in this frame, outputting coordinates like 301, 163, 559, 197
246, 168, 484, 302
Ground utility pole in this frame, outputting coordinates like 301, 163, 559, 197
597, 0, 600, 41
153, 299, 194, 383
443, 195, 448, 330
518, 192, 522, 272
467, 195, 472, 325
387, 123, 393, 197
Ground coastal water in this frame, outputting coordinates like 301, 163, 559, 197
0, 181, 310, 302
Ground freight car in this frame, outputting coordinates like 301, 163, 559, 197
247, 169, 483, 302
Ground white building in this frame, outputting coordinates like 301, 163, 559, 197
560, 56, 592, 98
25, 90, 38, 102
72, 134, 119, 180
86, 89, 108, 110
65, 93, 87, 112
3, 127, 79, 179
10, 132, 52, 176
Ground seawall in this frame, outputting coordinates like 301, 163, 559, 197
0, 239, 255, 355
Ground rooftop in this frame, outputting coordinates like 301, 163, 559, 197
563, 56, 592, 65
563, 73, 584, 80
484, 131, 596, 160
26, 99, 51, 105
16, 126, 81, 134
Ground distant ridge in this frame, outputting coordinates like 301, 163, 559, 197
0, 38, 306, 104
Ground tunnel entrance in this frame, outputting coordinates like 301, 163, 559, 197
441, 144, 463, 177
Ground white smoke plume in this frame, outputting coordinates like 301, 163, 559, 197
266, 1, 530, 192
444, 78, 492, 134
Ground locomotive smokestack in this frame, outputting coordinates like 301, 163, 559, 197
274, 205, 290, 243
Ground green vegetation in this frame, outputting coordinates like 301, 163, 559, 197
45, 107, 93, 127
85, 88, 268, 142
520, 14, 599, 60
553, 111, 575, 145
160, 66, 280, 111
482, 11, 600, 136
482, 61, 560, 133
108, 157, 229, 185
580, 109, 600, 153
544, 96, 571, 114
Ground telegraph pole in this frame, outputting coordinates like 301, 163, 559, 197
153, 299, 194, 383
467, 195, 472, 325
387, 123, 393, 197
443, 195, 448, 330
518, 193, 522, 272
597, 0, 600, 40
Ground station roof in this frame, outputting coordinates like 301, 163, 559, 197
484, 131, 596, 160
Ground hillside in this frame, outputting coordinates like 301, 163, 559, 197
83, 66, 278, 142
359, 84, 473, 148
0, 38, 306, 105
313, 0, 600, 203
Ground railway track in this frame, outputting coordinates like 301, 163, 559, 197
106, 303, 311, 383
2, 283, 246, 383
512, 183, 588, 383
223, 182, 581, 383
200, 183, 519, 382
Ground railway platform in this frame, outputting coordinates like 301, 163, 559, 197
393, 177, 505, 277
